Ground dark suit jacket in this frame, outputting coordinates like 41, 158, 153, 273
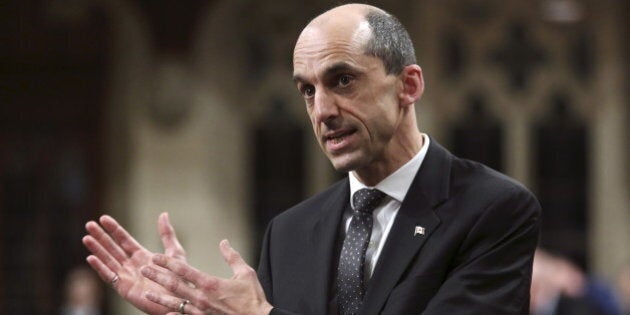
258, 140, 540, 314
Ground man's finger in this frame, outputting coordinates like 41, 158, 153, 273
219, 239, 253, 276
83, 235, 123, 273
99, 215, 145, 256
86, 254, 118, 286
141, 265, 198, 303
152, 254, 216, 290
85, 221, 128, 263
158, 212, 187, 260
144, 290, 183, 312
146, 291, 205, 315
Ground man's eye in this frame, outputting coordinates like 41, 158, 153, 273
304, 86, 315, 96
338, 75, 352, 87
302, 86, 315, 97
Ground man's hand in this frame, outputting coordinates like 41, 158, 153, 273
141, 240, 273, 315
82, 213, 187, 315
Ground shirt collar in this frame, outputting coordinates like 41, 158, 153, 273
349, 134, 430, 207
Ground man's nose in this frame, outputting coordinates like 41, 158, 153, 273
313, 90, 339, 124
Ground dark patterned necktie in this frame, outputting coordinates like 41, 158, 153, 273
337, 188, 386, 315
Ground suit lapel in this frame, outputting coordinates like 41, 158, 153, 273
308, 179, 349, 314
362, 140, 452, 314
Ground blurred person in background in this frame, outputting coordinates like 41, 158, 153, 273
531, 249, 622, 315
61, 266, 103, 315
618, 265, 630, 315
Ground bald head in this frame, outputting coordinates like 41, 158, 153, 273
296, 3, 416, 75
307, 3, 383, 28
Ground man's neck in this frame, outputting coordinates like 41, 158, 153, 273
353, 130, 424, 186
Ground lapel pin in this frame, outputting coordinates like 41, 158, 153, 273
414, 226, 425, 236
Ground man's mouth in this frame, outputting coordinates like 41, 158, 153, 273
324, 129, 357, 151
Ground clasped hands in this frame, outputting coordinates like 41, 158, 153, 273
82, 213, 273, 315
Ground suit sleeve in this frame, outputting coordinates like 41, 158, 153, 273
423, 186, 541, 314
257, 220, 301, 315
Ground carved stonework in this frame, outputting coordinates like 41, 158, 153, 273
422, 0, 601, 270
490, 22, 546, 91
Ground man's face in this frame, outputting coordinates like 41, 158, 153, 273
293, 22, 402, 174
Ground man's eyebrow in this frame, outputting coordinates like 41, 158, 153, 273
323, 62, 358, 76
293, 62, 360, 84
292, 74, 306, 84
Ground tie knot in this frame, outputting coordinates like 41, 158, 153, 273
352, 188, 386, 214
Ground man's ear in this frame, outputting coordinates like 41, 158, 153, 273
398, 65, 424, 107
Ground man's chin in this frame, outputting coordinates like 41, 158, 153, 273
332, 164, 353, 174
329, 154, 363, 174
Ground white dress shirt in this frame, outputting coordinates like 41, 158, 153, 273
346, 134, 430, 278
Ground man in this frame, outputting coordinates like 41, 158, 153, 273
83, 3, 540, 314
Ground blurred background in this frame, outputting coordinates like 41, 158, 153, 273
1, 0, 628, 314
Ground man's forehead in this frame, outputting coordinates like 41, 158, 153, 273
293, 17, 371, 69
295, 20, 369, 50
292, 30, 367, 80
